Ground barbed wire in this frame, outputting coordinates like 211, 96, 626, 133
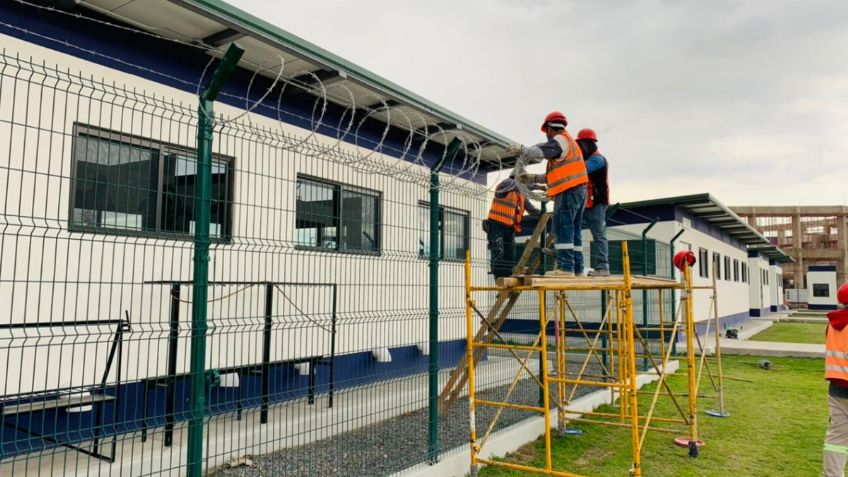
6, 0, 513, 196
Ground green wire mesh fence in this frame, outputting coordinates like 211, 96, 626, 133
0, 45, 679, 477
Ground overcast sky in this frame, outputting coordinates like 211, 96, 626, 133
226, 0, 848, 206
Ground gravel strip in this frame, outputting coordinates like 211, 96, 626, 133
211, 362, 604, 477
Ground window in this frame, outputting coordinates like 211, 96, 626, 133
733, 259, 740, 282
741, 263, 748, 283
723, 256, 731, 281
70, 124, 233, 240
698, 248, 709, 278
418, 203, 469, 261
813, 283, 830, 297
295, 176, 380, 253
712, 252, 721, 280
762, 269, 769, 286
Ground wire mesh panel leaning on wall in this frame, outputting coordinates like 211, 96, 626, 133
0, 42, 499, 476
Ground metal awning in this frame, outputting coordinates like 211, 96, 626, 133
749, 245, 794, 263
620, 193, 772, 246
77, 0, 518, 169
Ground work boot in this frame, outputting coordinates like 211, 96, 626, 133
588, 268, 610, 277
545, 269, 575, 278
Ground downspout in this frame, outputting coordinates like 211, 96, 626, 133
428, 137, 462, 464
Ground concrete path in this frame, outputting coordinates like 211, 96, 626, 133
716, 339, 824, 358
683, 318, 825, 358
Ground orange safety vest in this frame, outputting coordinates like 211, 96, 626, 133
826, 324, 848, 381
546, 131, 588, 198
488, 191, 526, 232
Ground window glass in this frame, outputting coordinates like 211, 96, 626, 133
295, 177, 380, 253
443, 209, 468, 261
418, 202, 469, 261
72, 134, 158, 232
813, 283, 830, 297
296, 179, 338, 249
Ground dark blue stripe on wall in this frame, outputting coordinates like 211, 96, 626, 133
810, 266, 837, 272
810, 304, 838, 310
770, 305, 778, 312
749, 308, 761, 317
0, 1, 487, 183
606, 206, 745, 251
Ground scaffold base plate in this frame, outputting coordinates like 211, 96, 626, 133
673, 437, 705, 448
705, 409, 730, 418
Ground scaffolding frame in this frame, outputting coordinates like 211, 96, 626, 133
464, 241, 708, 477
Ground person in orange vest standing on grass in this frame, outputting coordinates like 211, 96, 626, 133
576, 128, 611, 277
824, 283, 848, 477
486, 172, 541, 280
508, 111, 588, 277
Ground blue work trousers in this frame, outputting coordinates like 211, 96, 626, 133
553, 184, 587, 273
583, 203, 609, 271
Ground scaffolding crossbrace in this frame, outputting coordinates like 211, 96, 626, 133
463, 240, 713, 477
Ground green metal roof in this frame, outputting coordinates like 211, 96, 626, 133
620, 193, 774, 247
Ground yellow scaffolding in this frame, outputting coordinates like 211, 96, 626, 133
464, 241, 710, 477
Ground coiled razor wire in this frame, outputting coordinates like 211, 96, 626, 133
7, 0, 518, 197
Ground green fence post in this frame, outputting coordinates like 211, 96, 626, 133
641, 221, 657, 370
669, 228, 685, 356
188, 43, 243, 477
428, 137, 462, 464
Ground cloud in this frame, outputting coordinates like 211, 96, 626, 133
225, 0, 848, 204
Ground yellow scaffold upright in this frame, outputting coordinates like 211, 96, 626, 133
460, 235, 707, 477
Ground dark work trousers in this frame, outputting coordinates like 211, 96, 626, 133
488, 221, 516, 279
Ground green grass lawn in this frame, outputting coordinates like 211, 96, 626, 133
749, 322, 826, 344
478, 355, 827, 477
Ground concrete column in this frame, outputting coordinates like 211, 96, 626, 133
793, 213, 804, 289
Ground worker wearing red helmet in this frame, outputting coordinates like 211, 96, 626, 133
576, 128, 611, 277
824, 283, 848, 476
508, 111, 588, 277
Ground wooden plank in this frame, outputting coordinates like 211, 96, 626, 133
522, 275, 681, 290
2, 394, 115, 415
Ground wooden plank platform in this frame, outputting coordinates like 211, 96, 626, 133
510, 274, 683, 290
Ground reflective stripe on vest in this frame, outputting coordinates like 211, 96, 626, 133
546, 131, 588, 197
487, 191, 525, 232
826, 325, 848, 381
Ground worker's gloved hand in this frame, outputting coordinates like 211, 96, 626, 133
529, 183, 547, 191
516, 173, 535, 184
505, 144, 523, 156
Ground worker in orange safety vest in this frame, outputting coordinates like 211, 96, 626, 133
508, 111, 588, 277
825, 283, 848, 477
485, 173, 541, 279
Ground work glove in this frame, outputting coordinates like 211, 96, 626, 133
505, 144, 523, 156
516, 173, 534, 184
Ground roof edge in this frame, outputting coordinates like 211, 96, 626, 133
171, 0, 514, 149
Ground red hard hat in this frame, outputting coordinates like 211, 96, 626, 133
673, 251, 696, 271
839, 283, 848, 304
577, 128, 598, 142
540, 111, 568, 132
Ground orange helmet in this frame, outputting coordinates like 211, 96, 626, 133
540, 111, 567, 132
577, 128, 598, 142
839, 283, 848, 304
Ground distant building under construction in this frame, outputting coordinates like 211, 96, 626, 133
731, 205, 848, 291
